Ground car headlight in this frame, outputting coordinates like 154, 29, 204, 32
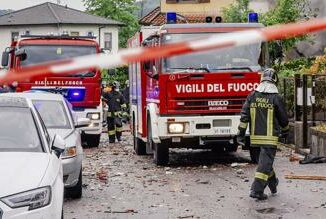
61, 146, 77, 159
1, 186, 51, 210
87, 113, 100, 120
168, 123, 185, 134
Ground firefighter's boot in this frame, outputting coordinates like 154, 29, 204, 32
268, 176, 279, 194
107, 117, 116, 143
115, 118, 123, 142
116, 130, 122, 142
250, 191, 268, 200
108, 131, 116, 143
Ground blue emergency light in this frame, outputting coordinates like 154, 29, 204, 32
248, 12, 259, 23
67, 89, 85, 102
29, 88, 85, 102
166, 12, 177, 24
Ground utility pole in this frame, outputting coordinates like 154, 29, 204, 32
140, 0, 145, 18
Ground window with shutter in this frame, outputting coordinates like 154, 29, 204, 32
104, 33, 112, 50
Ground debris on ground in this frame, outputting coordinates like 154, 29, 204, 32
110, 209, 138, 214
177, 215, 194, 219
96, 168, 108, 182
299, 154, 326, 164
231, 163, 249, 168
289, 153, 304, 162
285, 174, 326, 181
236, 169, 244, 175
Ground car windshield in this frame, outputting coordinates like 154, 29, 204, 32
162, 33, 264, 73
0, 107, 43, 152
33, 100, 72, 129
19, 45, 97, 77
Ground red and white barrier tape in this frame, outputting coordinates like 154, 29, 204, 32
0, 18, 326, 84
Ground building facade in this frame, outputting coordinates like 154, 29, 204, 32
161, 0, 273, 15
140, 0, 275, 25
0, 2, 123, 62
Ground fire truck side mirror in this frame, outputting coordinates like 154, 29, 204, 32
143, 61, 151, 71
152, 65, 159, 80
15, 49, 27, 62
1, 51, 9, 67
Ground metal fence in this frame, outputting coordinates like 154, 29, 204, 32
281, 74, 326, 148
279, 77, 295, 120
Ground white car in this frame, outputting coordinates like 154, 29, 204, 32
0, 96, 65, 219
7, 92, 87, 199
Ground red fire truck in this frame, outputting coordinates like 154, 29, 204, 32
1, 35, 103, 147
129, 23, 269, 165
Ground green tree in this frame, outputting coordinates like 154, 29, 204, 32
222, 0, 313, 64
222, 0, 252, 23
83, 0, 140, 84
83, 0, 140, 48
102, 67, 129, 88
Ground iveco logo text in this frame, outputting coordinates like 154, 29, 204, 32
208, 100, 229, 106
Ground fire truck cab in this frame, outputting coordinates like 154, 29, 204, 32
129, 23, 269, 165
1, 35, 104, 147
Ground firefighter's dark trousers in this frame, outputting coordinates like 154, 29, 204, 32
251, 146, 278, 193
107, 116, 123, 142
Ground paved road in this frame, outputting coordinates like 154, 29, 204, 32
64, 134, 326, 219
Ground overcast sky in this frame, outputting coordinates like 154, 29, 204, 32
1, 0, 86, 11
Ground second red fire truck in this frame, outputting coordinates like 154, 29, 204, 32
1, 35, 104, 147
129, 23, 268, 165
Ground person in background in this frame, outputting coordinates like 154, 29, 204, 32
103, 81, 127, 143
122, 80, 130, 122
0, 82, 18, 93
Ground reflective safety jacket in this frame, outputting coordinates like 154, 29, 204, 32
103, 90, 126, 117
238, 91, 289, 147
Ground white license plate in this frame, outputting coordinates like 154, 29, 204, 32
172, 137, 181, 142
214, 128, 231, 135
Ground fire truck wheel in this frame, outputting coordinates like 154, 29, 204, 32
153, 142, 169, 166
134, 137, 146, 155
249, 147, 260, 164
211, 145, 225, 153
225, 143, 238, 152
133, 121, 146, 155
82, 134, 100, 148
225, 138, 239, 152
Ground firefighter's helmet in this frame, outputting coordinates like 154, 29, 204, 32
109, 81, 119, 88
261, 68, 278, 84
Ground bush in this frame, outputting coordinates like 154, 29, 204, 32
102, 67, 128, 88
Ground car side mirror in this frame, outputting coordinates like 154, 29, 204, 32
51, 134, 66, 158
75, 118, 91, 129
1, 51, 9, 67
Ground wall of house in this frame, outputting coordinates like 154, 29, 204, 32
249, 0, 274, 13
160, 0, 275, 15
161, 0, 235, 15
0, 24, 119, 64
59, 25, 119, 54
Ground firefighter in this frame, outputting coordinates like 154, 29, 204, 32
237, 68, 289, 200
103, 81, 126, 143
121, 80, 130, 122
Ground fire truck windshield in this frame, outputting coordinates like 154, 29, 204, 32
162, 33, 265, 73
19, 45, 97, 77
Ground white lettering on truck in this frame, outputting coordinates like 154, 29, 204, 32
175, 83, 259, 93
176, 84, 205, 93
